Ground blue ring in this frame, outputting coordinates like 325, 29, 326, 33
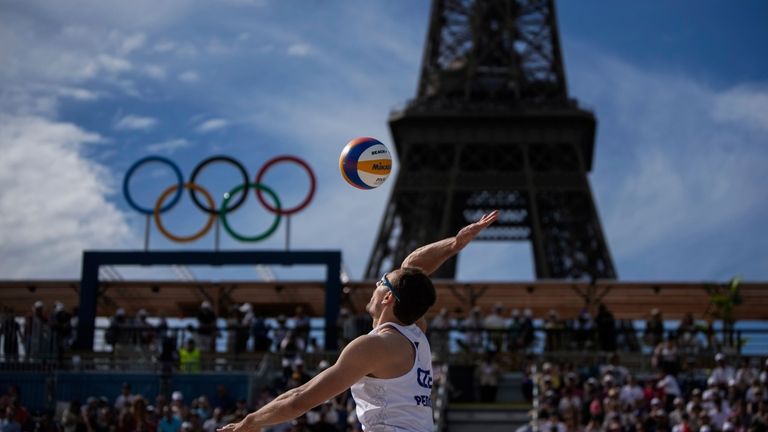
123, 156, 184, 215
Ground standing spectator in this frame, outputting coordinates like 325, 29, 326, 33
461, 307, 483, 353
179, 338, 201, 373
24, 301, 50, 361
477, 352, 501, 403
272, 315, 289, 352
197, 301, 217, 353
483, 303, 506, 352
292, 307, 310, 352
508, 309, 523, 351
520, 309, 535, 349
106, 308, 132, 360
0, 308, 22, 360
50, 301, 72, 358
337, 308, 356, 349
237, 304, 254, 353
251, 315, 272, 352
543, 309, 564, 352
429, 308, 451, 360
134, 309, 155, 362
574, 309, 595, 350
643, 309, 665, 350
595, 303, 617, 352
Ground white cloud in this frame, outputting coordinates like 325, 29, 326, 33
287, 43, 311, 57
195, 118, 229, 133
179, 70, 200, 83
114, 32, 146, 55
712, 85, 768, 132
566, 47, 768, 277
143, 64, 166, 80
114, 114, 158, 131
57, 87, 100, 101
146, 138, 191, 154
0, 115, 132, 278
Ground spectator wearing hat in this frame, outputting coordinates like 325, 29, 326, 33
24, 301, 51, 361
197, 301, 217, 353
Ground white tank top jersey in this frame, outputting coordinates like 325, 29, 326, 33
350, 322, 434, 432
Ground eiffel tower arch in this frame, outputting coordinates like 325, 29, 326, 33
366, 0, 616, 280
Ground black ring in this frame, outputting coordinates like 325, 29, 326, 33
189, 155, 249, 214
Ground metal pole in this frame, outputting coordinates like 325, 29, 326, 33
285, 216, 291, 251
215, 217, 220, 251
144, 214, 151, 251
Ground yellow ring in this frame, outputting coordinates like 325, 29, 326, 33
153, 183, 216, 243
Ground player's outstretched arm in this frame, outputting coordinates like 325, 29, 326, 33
217, 335, 387, 432
401, 210, 499, 276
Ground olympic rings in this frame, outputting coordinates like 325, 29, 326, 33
255, 155, 316, 216
154, 183, 217, 243
220, 183, 282, 242
122, 154, 316, 243
123, 156, 184, 215
190, 156, 249, 215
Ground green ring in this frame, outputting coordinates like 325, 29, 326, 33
220, 183, 281, 242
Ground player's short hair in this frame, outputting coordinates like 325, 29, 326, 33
391, 268, 436, 325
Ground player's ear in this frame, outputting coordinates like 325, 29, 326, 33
381, 291, 395, 306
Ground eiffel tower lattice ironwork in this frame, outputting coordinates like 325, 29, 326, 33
365, 0, 617, 280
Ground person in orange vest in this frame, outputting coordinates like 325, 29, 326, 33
179, 338, 201, 373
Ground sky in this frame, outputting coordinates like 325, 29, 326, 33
0, 1, 767, 284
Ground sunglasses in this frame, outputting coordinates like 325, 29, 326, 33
378, 273, 401, 302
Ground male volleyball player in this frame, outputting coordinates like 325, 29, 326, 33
218, 210, 499, 432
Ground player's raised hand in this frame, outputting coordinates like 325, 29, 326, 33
455, 210, 499, 249
217, 421, 258, 432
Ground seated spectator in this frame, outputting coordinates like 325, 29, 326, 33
711, 352, 736, 387
619, 375, 644, 410
652, 334, 681, 375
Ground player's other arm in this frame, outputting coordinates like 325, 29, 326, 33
401, 210, 499, 276
217, 335, 387, 432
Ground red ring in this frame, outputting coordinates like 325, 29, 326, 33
255, 155, 316, 215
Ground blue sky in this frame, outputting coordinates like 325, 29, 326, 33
0, 1, 766, 283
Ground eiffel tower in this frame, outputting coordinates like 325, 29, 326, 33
366, 0, 616, 280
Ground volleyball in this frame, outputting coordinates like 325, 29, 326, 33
339, 137, 392, 189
